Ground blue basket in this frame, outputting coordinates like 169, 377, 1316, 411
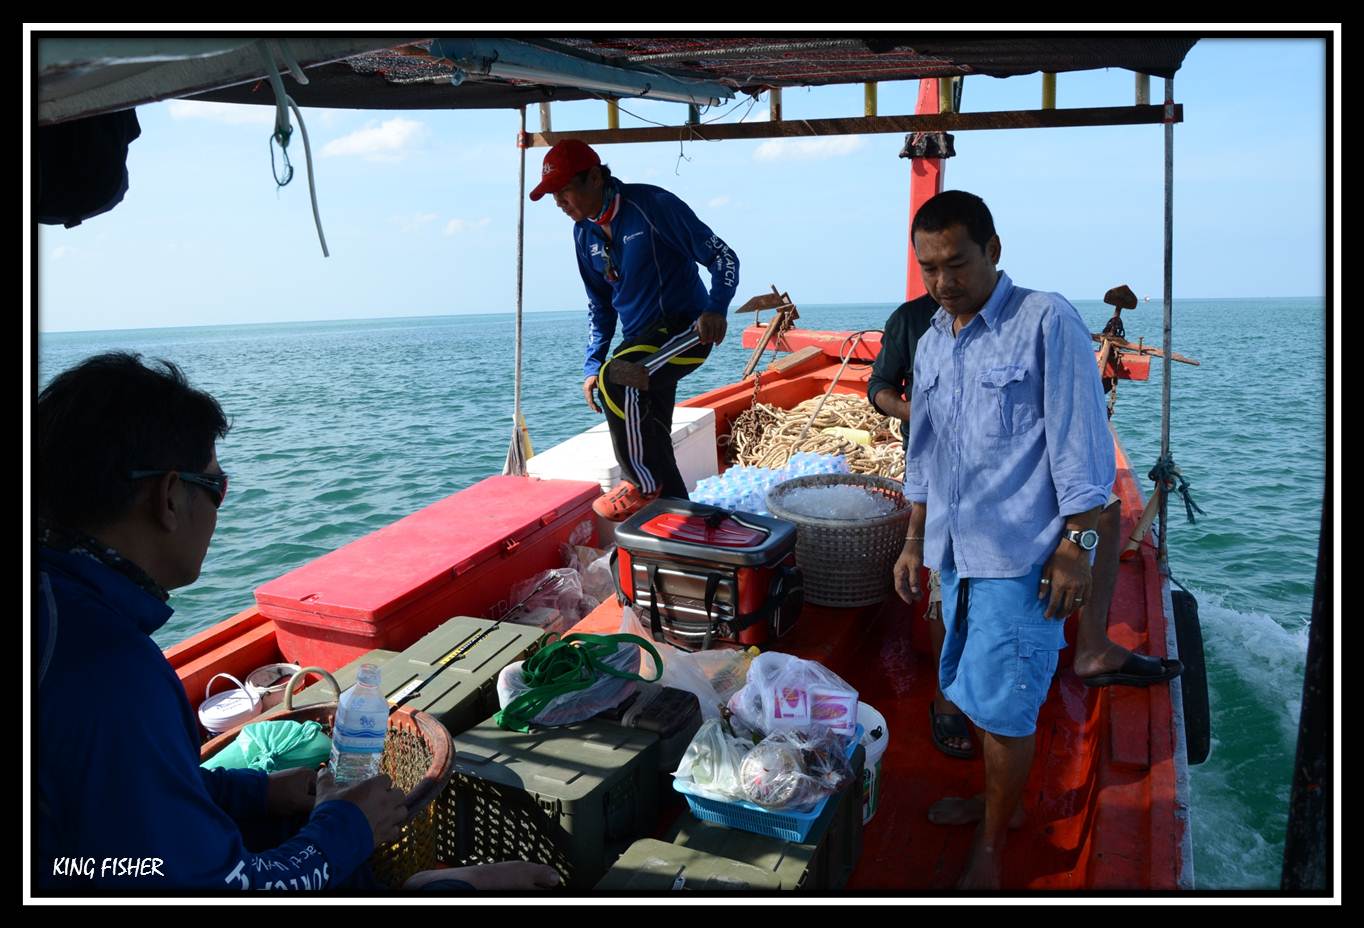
673, 725, 862, 844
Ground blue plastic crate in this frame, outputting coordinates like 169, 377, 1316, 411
672, 725, 863, 844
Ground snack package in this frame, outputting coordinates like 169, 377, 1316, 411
727, 651, 859, 737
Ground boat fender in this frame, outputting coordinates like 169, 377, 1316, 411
1171, 589, 1210, 765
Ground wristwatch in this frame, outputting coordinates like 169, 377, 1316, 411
1063, 528, 1100, 551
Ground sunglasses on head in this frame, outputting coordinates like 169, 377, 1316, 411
129, 469, 230, 508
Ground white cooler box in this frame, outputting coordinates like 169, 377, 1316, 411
528, 406, 718, 494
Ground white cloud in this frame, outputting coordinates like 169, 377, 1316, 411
708, 196, 730, 208
741, 107, 770, 124
51, 245, 75, 260
321, 118, 428, 161
392, 213, 440, 233
754, 136, 868, 162
444, 217, 491, 236
167, 100, 277, 126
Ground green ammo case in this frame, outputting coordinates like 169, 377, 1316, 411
594, 839, 782, 891
437, 716, 661, 888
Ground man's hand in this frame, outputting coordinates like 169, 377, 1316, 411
695, 312, 728, 346
1038, 540, 1094, 619
315, 769, 407, 849
265, 766, 319, 817
894, 537, 924, 604
583, 375, 601, 413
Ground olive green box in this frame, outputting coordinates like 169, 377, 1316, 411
595, 838, 782, 891
438, 716, 661, 888
275, 617, 544, 736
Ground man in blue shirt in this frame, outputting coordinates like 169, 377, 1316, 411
531, 140, 738, 520
35, 353, 560, 894
892, 191, 1116, 889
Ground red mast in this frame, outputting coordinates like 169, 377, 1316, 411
906, 78, 947, 300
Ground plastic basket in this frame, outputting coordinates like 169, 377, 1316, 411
672, 725, 862, 844
765, 474, 912, 607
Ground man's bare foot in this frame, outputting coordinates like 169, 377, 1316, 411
1072, 641, 1133, 679
956, 829, 1005, 890
405, 861, 562, 891
927, 795, 1026, 829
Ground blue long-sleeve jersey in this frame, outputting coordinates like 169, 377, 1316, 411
37, 549, 373, 891
575, 182, 739, 377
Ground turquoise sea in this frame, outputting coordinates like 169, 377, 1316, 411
36, 297, 1326, 890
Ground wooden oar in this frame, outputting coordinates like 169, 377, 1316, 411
1120, 486, 1164, 561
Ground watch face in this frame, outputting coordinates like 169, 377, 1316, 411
1080, 530, 1099, 550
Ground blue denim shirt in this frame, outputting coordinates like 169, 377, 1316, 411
904, 272, 1116, 578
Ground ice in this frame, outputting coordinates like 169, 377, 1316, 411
777, 485, 895, 521
691, 453, 853, 515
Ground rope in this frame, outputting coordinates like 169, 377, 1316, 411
493, 633, 663, 733
255, 40, 330, 257
1149, 454, 1205, 525
723, 393, 904, 478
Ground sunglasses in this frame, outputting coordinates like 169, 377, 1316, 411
129, 469, 230, 508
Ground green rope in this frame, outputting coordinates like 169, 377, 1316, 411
494, 633, 663, 733
1149, 453, 1205, 525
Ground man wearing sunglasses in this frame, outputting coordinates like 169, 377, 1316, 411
532, 139, 739, 521
34, 353, 561, 893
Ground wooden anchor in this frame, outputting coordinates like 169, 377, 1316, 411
738, 285, 800, 379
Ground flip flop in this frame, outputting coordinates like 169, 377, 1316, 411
1079, 651, 1184, 688
929, 704, 974, 759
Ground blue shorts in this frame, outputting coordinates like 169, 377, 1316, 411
938, 564, 1068, 738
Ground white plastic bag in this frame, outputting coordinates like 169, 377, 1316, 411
621, 606, 728, 721
673, 718, 754, 802
727, 651, 859, 737
739, 727, 854, 811
507, 568, 594, 627
495, 639, 641, 727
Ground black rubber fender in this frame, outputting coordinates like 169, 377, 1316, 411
1172, 589, 1211, 765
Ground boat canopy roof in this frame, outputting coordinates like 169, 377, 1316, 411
38, 35, 1197, 126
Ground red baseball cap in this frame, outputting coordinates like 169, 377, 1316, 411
529, 139, 601, 201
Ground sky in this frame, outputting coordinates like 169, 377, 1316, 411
30, 32, 1333, 333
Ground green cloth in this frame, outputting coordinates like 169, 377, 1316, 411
495, 632, 662, 733
201, 719, 333, 773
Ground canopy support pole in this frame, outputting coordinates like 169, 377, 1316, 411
1158, 77, 1175, 570
504, 106, 529, 476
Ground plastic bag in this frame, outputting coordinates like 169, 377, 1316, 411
496, 637, 642, 728
579, 546, 617, 605
200, 719, 333, 773
690, 648, 758, 703
739, 727, 854, 811
673, 718, 754, 802
507, 567, 594, 627
622, 606, 728, 721
727, 651, 859, 737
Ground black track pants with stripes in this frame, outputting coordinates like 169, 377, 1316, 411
596, 322, 712, 499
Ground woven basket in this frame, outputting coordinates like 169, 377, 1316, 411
766, 474, 913, 608
199, 667, 454, 888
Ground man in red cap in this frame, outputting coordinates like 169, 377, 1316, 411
531, 139, 739, 521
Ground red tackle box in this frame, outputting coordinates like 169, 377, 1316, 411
613, 499, 803, 651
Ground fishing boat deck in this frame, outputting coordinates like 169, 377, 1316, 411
571, 455, 1179, 890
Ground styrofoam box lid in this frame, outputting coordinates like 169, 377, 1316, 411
527, 406, 715, 487
199, 687, 262, 733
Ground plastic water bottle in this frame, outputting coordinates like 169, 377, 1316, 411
329, 663, 388, 784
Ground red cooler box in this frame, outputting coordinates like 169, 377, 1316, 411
255, 476, 600, 669
613, 500, 803, 651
